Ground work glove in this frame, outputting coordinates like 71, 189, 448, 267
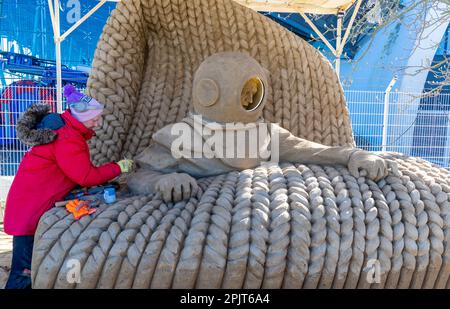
348, 150, 399, 181
65, 199, 97, 220
154, 172, 199, 203
117, 159, 134, 173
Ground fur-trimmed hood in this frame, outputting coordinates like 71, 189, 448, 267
16, 104, 59, 146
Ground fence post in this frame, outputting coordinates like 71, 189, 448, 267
382, 75, 398, 152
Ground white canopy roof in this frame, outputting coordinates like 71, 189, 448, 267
234, 0, 356, 14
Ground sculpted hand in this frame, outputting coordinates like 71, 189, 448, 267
348, 150, 399, 181
154, 173, 199, 203
117, 159, 134, 173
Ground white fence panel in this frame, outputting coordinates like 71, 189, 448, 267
0, 85, 450, 177
346, 89, 450, 169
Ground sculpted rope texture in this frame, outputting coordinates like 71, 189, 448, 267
32, 155, 450, 288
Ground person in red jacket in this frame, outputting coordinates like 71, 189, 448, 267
3, 85, 133, 289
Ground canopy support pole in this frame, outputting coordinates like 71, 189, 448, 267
60, 0, 108, 42
337, 0, 363, 56
298, 0, 363, 78
336, 11, 344, 76
299, 11, 337, 56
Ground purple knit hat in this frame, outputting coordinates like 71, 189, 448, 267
63, 85, 104, 122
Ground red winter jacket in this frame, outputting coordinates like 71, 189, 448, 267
4, 110, 121, 235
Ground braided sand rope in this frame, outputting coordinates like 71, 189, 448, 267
221, 171, 253, 288
86, 0, 354, 165
31, 0, 450, 289
244, 166, 271, 288
32, 155, 450, 288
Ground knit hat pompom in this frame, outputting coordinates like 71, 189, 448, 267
63, 84, 85, 104
63, 84, 77, 98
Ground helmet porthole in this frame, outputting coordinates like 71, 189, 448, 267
240, 77, 265, 112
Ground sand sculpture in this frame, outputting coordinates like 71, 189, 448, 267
31, 0, 450, 289
127, 52, 396, 203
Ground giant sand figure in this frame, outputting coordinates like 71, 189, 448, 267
127, 52, 398, 203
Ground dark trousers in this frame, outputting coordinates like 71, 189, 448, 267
5, 235, 34, 289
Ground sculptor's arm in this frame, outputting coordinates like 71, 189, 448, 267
275, 125, 396, 181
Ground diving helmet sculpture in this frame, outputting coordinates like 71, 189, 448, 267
127, 52, 397, 202
192, 52, 268, 123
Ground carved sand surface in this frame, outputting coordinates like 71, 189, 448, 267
0, 223, 12, 289
32, 154, 450, 288
31, 0, 450, 288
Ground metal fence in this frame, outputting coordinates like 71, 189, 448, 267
0, 83, 68, 176
1, 84, 450, 177
347, 89, 450, 169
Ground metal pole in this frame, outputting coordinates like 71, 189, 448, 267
336, 11, 344, 77
54, 0, 62, 113
47, 0, 56, 35
382, 75, 398, 152
337, 0, 363, 56
60, 0, 108, 42
299, 11, 337, 56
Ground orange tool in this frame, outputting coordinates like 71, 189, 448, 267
65, 199, 97, 220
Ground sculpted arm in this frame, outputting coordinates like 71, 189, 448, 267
127, 140, 199, 202
127, 168, 199, 203
275, 125, 397, 181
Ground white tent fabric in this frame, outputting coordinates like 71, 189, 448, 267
234, 0, 356, 14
